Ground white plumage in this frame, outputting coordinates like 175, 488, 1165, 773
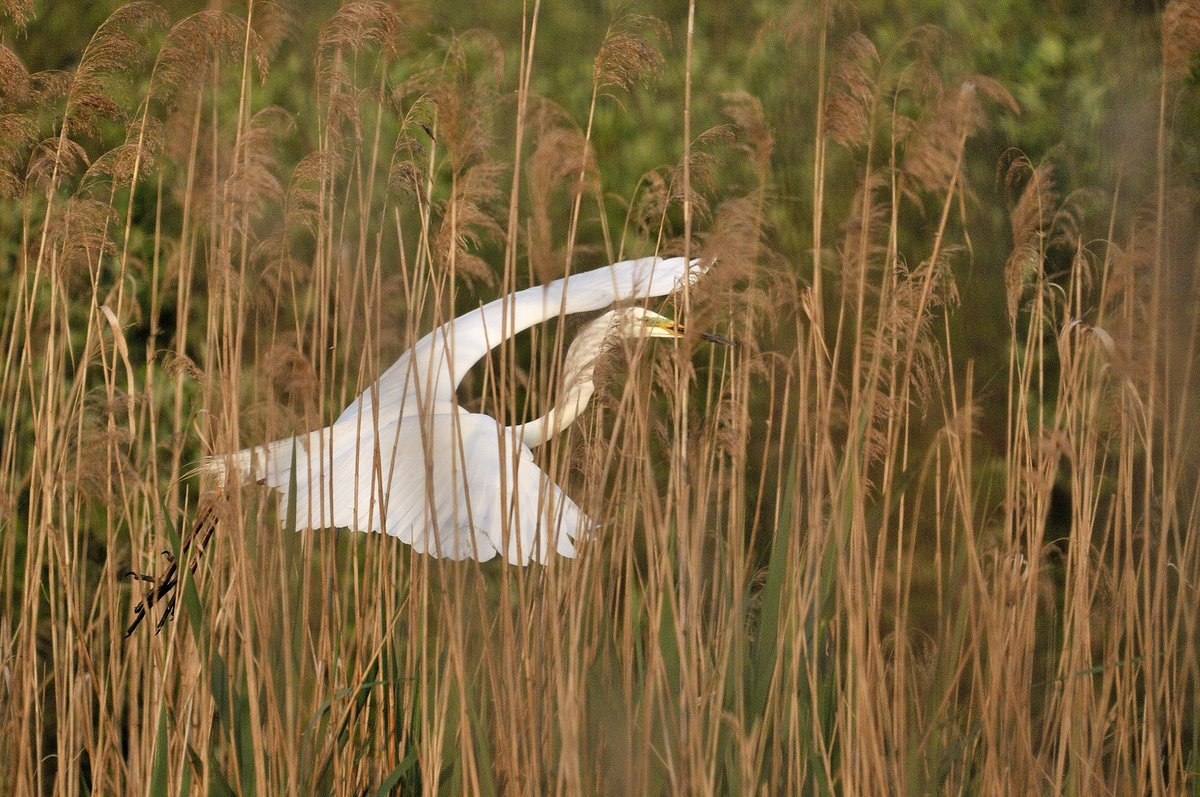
206, 255, 705, 564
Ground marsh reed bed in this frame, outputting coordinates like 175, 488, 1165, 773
1, 1, 1198, 793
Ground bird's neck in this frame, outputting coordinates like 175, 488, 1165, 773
512, 379, 596, 448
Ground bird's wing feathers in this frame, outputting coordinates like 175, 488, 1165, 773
211, 256, 698, 564
217, 413, 591, 564
335, 256, 704, 426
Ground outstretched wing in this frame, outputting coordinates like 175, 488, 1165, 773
210, 413, 590, 564
335, 256, 705, 426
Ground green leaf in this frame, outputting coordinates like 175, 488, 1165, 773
150, 697, 170, 795
749, 442, 797, 720
374, 749, 418, 797
161, 494, 238, 795
466, 686, 496, 797
305, 680, 389, 737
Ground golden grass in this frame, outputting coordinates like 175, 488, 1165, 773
1, 1, 1198, 794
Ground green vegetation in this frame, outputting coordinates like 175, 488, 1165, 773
2, 0, 1198, 794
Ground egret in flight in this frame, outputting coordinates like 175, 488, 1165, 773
205, 256, 727, 564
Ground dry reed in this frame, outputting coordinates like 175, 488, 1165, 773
1, 2, 1198, 795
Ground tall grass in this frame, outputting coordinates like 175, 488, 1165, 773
1, 1, 1198, 794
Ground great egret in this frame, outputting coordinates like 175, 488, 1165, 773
205, 255, 723, 564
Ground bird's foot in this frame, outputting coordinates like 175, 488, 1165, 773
125, 496, 222, 638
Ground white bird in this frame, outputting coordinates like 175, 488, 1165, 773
206, 256, 724, 564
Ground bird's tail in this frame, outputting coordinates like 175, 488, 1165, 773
200, 436, 294, 486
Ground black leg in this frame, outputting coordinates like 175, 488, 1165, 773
125, 493, 223, 638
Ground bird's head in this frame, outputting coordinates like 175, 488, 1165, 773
609, 306, 735, 346
555, 306, 733, 395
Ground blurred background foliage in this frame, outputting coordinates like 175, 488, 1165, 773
11, 0, 1176, 179
9, 0, 1179, 207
